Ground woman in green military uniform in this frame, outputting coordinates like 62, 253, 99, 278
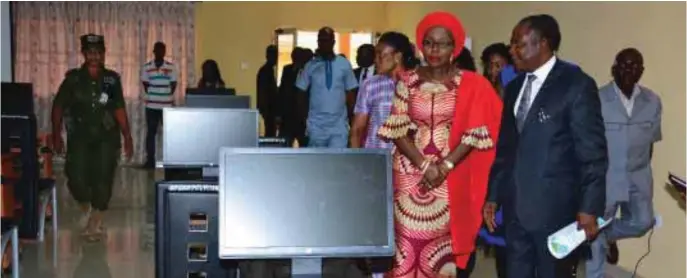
51, 34, 133, 240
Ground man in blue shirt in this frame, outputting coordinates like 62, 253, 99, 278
296, 27, 358, 148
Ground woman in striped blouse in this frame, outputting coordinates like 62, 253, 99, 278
350, 32, 418, 149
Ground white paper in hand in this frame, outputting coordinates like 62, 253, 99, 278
547, 217, 612, 259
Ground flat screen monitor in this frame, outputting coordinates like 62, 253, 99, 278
186, 87, 236, 96
218, 148, 394, 259
185, 94, 249, 109
1, 83, 34, 116
161, 108, 259, 167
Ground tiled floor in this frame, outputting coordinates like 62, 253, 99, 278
15, 165, 639, 278
18, 166, 156, 278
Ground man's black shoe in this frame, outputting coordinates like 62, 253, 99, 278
607, 242, 619, 265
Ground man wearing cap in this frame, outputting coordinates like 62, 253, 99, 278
51, 33, 133, 240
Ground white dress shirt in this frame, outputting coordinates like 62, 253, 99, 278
613, 81, 641, 116
513, 56, 557, 115
359, 65, 375, 85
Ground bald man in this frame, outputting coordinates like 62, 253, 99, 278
586, 48, 662, 278
296, 27, 358, 148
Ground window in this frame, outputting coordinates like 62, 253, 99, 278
275, 28, 375, 86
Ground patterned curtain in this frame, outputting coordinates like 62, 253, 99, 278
13, 1, 196, 164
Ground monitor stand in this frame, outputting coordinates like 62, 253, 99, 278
291, 258, 322, 278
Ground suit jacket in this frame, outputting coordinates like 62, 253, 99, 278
279, 64, 299, 119
353, 67, 376, 88
599, 82, 662, 205
257, 63, 277, 114
487, 59, 608, 231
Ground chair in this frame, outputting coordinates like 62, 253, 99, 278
37, 134, 57, 243
36, 178, 57, 242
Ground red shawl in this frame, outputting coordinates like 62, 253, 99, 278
447, 71, 503, 268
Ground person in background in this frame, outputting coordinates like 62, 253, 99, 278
476, 43, 515, 278
140, 41, 177, 169
52, 34, 133, 241
295, 27, 362, 277
197, 59, 226, 88
296, 27, 358, 149
586, 48, 661, 278
354, 44, 377, 88
480, 43, 513, 98
484, 14, 607, 278
351, 44, 377, 124
303, 48, 314, 62
377, 12, 502, 277
257, 45, 279, 137
350, 32, 416, 150
453, 47, 477, 72
279, 47, 309, 147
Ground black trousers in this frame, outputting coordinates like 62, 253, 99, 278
281, 117, 308, 147
145, 108, 163, 165
260, 110, 278, 138
456, 251, 477, 278
494, 246, 507, 278
506, 220, 578, 278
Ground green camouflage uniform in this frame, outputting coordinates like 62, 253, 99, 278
54, 34, 124, 211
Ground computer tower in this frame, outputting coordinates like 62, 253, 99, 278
1, 115, 39, 239
156, 181, 237, 278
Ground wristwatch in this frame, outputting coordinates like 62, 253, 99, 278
442, 160, 455, 170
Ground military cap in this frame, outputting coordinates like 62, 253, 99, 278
80, 33, 105, 52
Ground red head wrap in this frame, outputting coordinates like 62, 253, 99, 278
416, 11, 466, 58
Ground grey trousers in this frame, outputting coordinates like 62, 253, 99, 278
585, 184, 655, 278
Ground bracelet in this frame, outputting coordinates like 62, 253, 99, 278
420, 160, 431, 174
442, 159, 455, 170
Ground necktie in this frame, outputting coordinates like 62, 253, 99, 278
361, 68, 367, 83
516, 73, 536, 132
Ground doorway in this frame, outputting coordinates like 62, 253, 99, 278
274, 28, 377, 86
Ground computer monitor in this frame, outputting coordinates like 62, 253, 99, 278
161, 108, 259, 167
185, 94, 250, 109
186, 87, 237, 96
218, 148, 394, 259
1, 83, 34, 116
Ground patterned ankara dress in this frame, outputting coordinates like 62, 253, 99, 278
378, 71, 460, 278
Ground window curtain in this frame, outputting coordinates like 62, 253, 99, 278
13, 1, 196, 164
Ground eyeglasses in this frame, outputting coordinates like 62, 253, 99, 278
422, 39, 454, 50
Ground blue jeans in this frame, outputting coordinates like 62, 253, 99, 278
586, 184, 654, 278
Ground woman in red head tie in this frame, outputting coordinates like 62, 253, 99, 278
377, 11, 503, 278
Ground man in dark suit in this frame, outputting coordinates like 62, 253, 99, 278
351, 44, 375, 123
257, 45, 279, 137
483, 14, 608, 278
353, 44, 376, 84
279, 47, 309, 147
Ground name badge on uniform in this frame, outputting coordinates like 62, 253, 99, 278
99, 92, 109, 104
100, 76, 115, 105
